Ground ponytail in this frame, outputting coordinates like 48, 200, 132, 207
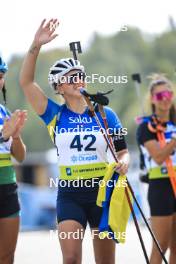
2, 84, 6, 104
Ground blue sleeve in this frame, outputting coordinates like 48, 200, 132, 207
104, 107, 122, 129
39, 98, 62, 125
0, 105, 11, 119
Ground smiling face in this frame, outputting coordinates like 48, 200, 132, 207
56, 69, 86, 100
0, 72, 5, 90
151, 84, 174, 113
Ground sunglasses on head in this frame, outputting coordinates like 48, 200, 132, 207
152, 90, 173, 101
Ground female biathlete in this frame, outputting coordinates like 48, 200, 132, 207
137, 74, 176, 264
0, 58, 27, 264
20, 19, 130, 264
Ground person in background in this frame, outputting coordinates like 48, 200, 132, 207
137, 74, 176, 264
0, 57, 27, 264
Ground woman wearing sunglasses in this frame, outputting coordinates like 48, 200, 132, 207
20, 19, 129, 264
0, 57, 27, 264
137, 74, 176, 264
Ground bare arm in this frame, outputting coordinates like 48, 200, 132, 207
19, 19, 59, 115
144, 139, 176, 165
11, 137, 26, 162
20, 41, 47, 115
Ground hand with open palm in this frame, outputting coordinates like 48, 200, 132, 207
34, 19, 59, 47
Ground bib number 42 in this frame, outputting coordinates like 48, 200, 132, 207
70, 135, 96, 151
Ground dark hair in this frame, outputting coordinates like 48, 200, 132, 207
148, 74, 176, 124
2, 84, 6, 104
0, 71, 7, 104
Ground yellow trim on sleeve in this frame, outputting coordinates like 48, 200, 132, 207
47, 115, 57, 142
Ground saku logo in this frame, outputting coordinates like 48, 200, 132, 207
69, 116, 92, 124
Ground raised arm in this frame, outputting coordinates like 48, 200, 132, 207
19, 19, 59, 115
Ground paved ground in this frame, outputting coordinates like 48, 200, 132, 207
15, 223, 157, 264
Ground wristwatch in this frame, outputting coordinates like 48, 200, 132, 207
0, 131, 9, 143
